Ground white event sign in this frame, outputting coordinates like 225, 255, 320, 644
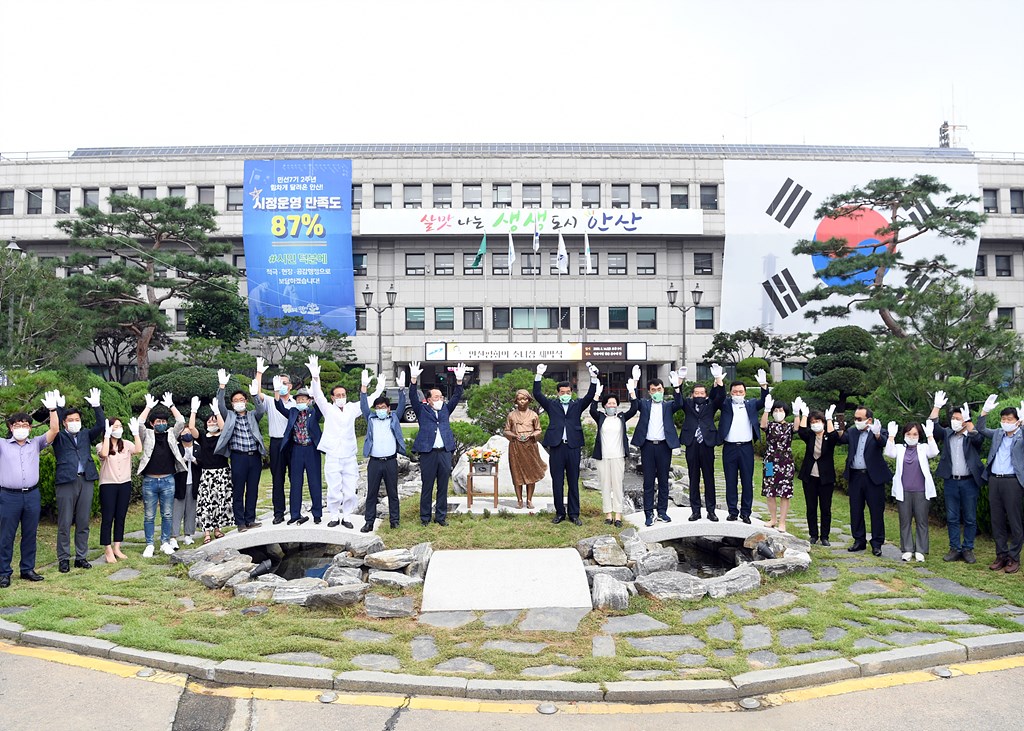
360, 208, 703, 236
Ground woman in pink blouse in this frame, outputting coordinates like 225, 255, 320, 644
97, 418, 143, 563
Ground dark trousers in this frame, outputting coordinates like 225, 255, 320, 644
0, 488, 40, 578
547, 443, 582, 519
848, 470, 886, 548
269, 436, 288, 520
722, 442, 754, 519
685, 442, 716, 514
366, 456, 399, 526
801, 476, 834, 541
55, 475, 93, 561
99, 481, 132, 545
641, 441, 672, 516
288, 443, 323, 520
943, 478, 979, 551
989, 475, 1024, 562
229, 451, 262, 527
419, 448, 452, 523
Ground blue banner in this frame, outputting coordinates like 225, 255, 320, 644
242, 160, 354, 334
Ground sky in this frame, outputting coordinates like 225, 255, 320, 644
5, 0, 1023, 154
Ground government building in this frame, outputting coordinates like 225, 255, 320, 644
1, 143, 1022, 397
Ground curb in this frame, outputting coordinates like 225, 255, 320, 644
4, 618, 1024, 703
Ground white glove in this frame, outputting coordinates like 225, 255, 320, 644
756, 368, 768, 386
454, 362, 467, 382
55, 391, 66, 408
870, 419, 882, 436
41, 390, 58, 410
375, 374, 387, 392
535, 363, 547, 377
626, 378, 637, 395
361, 369, 371, 388
209, 399, 220, 418
791, 396, 804, 415
249, 379, 260, 396
396, 371, 406, 389
84, 387, 102, 408
161, 392, 174, 409
668, 370, 681, 388
128, 417, 140, 435
144, 393, 158, 410
801, 403, 810, 419
410, 360, 423, 379
933, 390, 948, 409
709, 363, 724, 380
272, 375, 283, 394
306, 355, 321, 380
961, 402, 971, 423
217, 369, 229, 387
825, 404, 836, 421
594, 383, 604, 400
887, 421, 899, 436
255, 356, 267, 374
103, 419, 112, 439
981, 394, 999, 415
586, 361, 599, 378
190, 396, 200, 413
924, 419, 935, 438
764, 393, 774, 412
631, 364, 641, 381
677, 366, 688, 382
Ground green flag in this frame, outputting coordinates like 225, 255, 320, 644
471, 233, 487, 268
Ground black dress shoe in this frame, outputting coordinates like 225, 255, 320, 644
810, 538, 819, 545
604, 518, 613, 525
341, 520, 354, 529
327, 519, 340, 527
821, 539, 831, 547
551, 515, 566, 525
74, 559, 92, 569
313, 517, 321, 524
688, 512, 701, 522
707, 513, 719, 522
613, 519, 622, 528
570, 517, 583, 526
421, 520, 431, 526
434, 518, 448, 527
20, 570, 44, 582
360, 522, 373, 533
59, 560, 70, 573
272, 516, 285, 525
848, 543, 866, 552
0, 575, 9, 588
741, 516, 751, 524
246, 521, 262, 529
871, 546, 883, 557
726, 515, 738, 522
390, 521, 399, 529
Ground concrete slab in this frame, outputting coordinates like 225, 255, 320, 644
211, 522, 369, 552
624, 506, 782, 543
733, 658, 860, 694
852, 641, 967, 676
956, 632, 1024, 660
446, 496, 554, 515
603, 679, 738, 702
421, 548, 591, 611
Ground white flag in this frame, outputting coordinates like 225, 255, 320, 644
556, 233, 569, 275
584, 232, 593, 274
532, 222, 540, 253
507, 232, 516, 271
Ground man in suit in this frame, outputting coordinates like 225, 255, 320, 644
410, 360, 466, 527
254, 356, 293, 525
928, 391, 985, 564
214, 370, 267, 532
979, 398, 1024, 573
534, 362, 599, 525
675, 367, 719, 522
710, 364, 768, 524
275, 385, 325, 526
360, 376, 407, 532
837, 405, 892, 556
629, 367, 684, 527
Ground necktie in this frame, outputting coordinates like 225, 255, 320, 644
694, 405, 703, 444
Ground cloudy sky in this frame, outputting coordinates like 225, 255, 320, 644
5, 0, 1021, 153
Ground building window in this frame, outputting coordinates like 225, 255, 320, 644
353, 253, 367, 276
695, 306, 714, 329
782, 362, 807, 381
54, 188, 71, 214
463, 253, 483, 275
607, 253, 627, 275
983, 188, 999, 213
611, 184, 629, 209
433, 184, 452, 208
492, 253, 509, 276
355, 308, 367, 331
522, 184, 541, 208
608, 307, 628, 329
83, 188, 100, 208
1011, 189, 1024, 215
579, 306, 599, 329
637, 253, 656, 276
405, 308, 425, 330
582, 184, 601, 208
374, 185, 392, 209
549, 251, 572, 274
511, 307, 568, 329
552, 184, 571, 209
694, 252, 714, 276
0, 191, 13, 216
404, 184, 422, 209
26, 189, 43, 215
637, 306, 657, 330
405, 253, 426, 276
168, 186, 186, 199
579, 251, 598, 275
197, 186, 214, 206
233, 254, 246, 274
435, 307, 455, 330
670, 184, 689, 209
520, 253, 540, 275
434, 253, 454, 275
226, 186, 243, 211
975, 255, 986, 277
463, 184, 482, 208
493, 183, 512, 208
700, 184, 719, 210
997, 308, 1015, 329
641, 185, 659, 209
175, 310, 187, 333
140, 187, 158, 201
493, 307, 510, 330
110, 188, 128, 212
352, 185, 362, 210
464, 307, 483, 329
995, 255, 1013, 277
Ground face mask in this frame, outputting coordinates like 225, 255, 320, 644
295, 403, 309, 412
1001, 422, 1018, 433
66, 422, 82, 434
207, 425, 220, 434
605, 407, 618, 416
154, 423, 169, 433
333, 398, 346, 407
651, 392, 664, 403
558, 394, 572, 405
772, 411, 786, 422
732, 395, 745, 405
12, 428, 30, 441
375, 409, 389, 419
232, 402, 247, 413
279, 385, 290, 396
950, 419, 963, 431
904, 437, 919, 447
111, 428, 124, 439
810, 423, 824, 434
855, 420, 868, 431
693, 397, 707, 405
432, 400, 444, 411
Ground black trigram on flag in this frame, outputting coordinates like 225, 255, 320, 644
903, 198, 935, 227
905, 270, 933, 294
762, 268, 806, 318
765, 178, 813, 228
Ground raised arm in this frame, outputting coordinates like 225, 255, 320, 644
186, 397, 200, 438
41, 391, 61, 444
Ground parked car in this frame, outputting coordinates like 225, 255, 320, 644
383, 387, 418, 423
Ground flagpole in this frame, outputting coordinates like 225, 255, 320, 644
508, 232, 514, 343
482, 233, 489, 343
532, 220, 539, 344
583, 239, 588, 344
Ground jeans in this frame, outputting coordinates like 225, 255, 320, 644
943, 478, 979, 551
142, 474, 175, 545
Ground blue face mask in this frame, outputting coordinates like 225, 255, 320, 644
295, 403, 309, 412
375, 408, 389, 419
154, 423, 168, 433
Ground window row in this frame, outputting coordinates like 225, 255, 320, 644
354, 306, 715, 332
0, 186, 242, 215
982, 188, 1024, 215
384, 251, 715, 277
976, 253, 1015, 278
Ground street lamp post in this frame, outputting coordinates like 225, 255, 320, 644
362, 283, 397, 375
666, 282, 703, 373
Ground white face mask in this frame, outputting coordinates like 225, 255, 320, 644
810, 423, 824, 434
207, 425, 220, 434
854, 420, 868, 431
605, 406, 618, 416
12, 428, 30, 441
904, 437, 919, 447
732, 395, 745, 405
66, 421, 82, 434
432, 400, 444, 411
950, 419, 963, 432
111, 428, 124, 439
333, 398, 346, 407
1001, 421, 1018, 433
232, 402, 247, 413
772, 411, 786, 422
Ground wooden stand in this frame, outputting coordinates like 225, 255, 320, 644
466, 462, 499, 508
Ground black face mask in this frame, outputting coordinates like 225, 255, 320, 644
693, 397, 708, 404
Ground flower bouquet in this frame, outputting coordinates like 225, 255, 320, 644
468, 447, 502, 473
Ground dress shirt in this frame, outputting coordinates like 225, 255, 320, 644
725, 401, 753, 443
992, 431, 1020, 475
949, 432, 968, 476
0, 435, 50, 488
852, 430, 868, 469
263, 394, 296, 439
369, 417, 398, 457
647, 402, 666, 441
